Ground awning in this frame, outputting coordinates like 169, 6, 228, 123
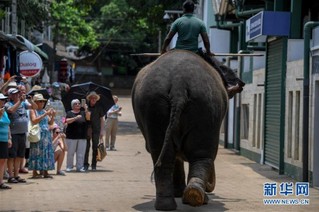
33, 44, 49, 60
0, 31, 48, 60
15, 35, 48, 60
0, 31, 10, 42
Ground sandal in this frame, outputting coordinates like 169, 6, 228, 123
19, 168, 29, 174
7, 177, 18, 183
15, 176, 27, 183
43, 175, 53, 179
31, 174, 43, 179
0, 183, 12, 189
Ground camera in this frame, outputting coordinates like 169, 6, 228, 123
81, 99, 86, 107
15, 76, 22, 82
63, 125, 67, 133
26, 95, 32, 99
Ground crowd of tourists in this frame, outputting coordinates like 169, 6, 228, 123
0, 75, 121, 190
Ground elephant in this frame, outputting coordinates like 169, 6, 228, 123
131, 50, 228, 210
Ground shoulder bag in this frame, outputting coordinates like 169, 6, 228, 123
27, 111, 41, 143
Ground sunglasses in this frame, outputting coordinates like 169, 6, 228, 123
55, 131, 61, 134
37, 100, 46, 103
73, 102, 80, 105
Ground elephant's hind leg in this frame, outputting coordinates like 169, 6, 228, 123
152, 144, 178, 210
206, 162, 216, 192
154, 164, 177, 211
182, 159, 212, 206
182, 177, 208, 206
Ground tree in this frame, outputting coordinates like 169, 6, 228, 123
0, 1, 10, 20
94, 0, 147, 51
0, 0, 48, 33
1, 0, 98, 49
88, 0, 185, 74
17, 0, 50, 33
93, 0, 185, 53
50, 0, 98, 49
47, 0, 99, 80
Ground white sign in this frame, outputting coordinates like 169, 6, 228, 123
19, 51, 43, 77
246, 12, 263, 42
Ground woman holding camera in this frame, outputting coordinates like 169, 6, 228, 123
65, 99, 89, 172
28, 94, 56, 179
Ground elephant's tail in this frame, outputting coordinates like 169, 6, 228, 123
154, 93, 187, 169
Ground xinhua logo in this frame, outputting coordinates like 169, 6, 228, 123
263, 182, 310, 205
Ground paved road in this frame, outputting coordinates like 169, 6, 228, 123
1, 96, 318, 211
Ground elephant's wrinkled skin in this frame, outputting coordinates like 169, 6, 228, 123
131, 50, 228, 210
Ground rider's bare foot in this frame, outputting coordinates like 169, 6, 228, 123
227, 84, 243, 99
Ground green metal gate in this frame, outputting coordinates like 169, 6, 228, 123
264, 37, 287, 174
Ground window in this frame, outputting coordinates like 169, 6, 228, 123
241, 104, 249, 139
294, 91, 300, 160
252, 94, 257, 147
287, 91, 293, 158
253, 93, 263, 149
257, 93, 262, 149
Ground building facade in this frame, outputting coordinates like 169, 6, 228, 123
201, 0, 319, 187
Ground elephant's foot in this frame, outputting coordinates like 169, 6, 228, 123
155, 196, 177, 211
182, 178, 208, 206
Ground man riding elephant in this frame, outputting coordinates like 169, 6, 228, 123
161, 0, 245, 98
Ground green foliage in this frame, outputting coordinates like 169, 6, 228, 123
0, 1, 10, 20
17, 0, 49, 32
73, 0, 96, 10
0, 9, 5, 20
2, 0, 192, 69
87, 0, 189, 71
50, 0, 98, 49
94, 0, 148, 51
2, 0, 186, 54
0, 0, 49, 33
93, 0, 183, 53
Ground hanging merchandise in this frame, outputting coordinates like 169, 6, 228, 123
10, 49, 17, 77
69, 63, 75, 83
42, 68, 50, 87
0, 46, 4, 74
3, 68, 10, 81
58, 59, 68, 83
3, 47, 11, 81
0, 46, 5, 81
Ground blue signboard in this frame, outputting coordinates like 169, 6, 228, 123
246, 11, 291, 42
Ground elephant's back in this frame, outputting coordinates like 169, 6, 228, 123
133, 50, 227, 101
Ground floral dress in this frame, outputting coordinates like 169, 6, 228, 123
28, 110, 55, 171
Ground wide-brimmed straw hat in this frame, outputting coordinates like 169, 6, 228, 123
31, 85, 43, 91
8, 88, 20, 95
0, 93, 8, 100
33, 94, 47, 102
86, 91, 100, 101
8, 81, 17, 88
